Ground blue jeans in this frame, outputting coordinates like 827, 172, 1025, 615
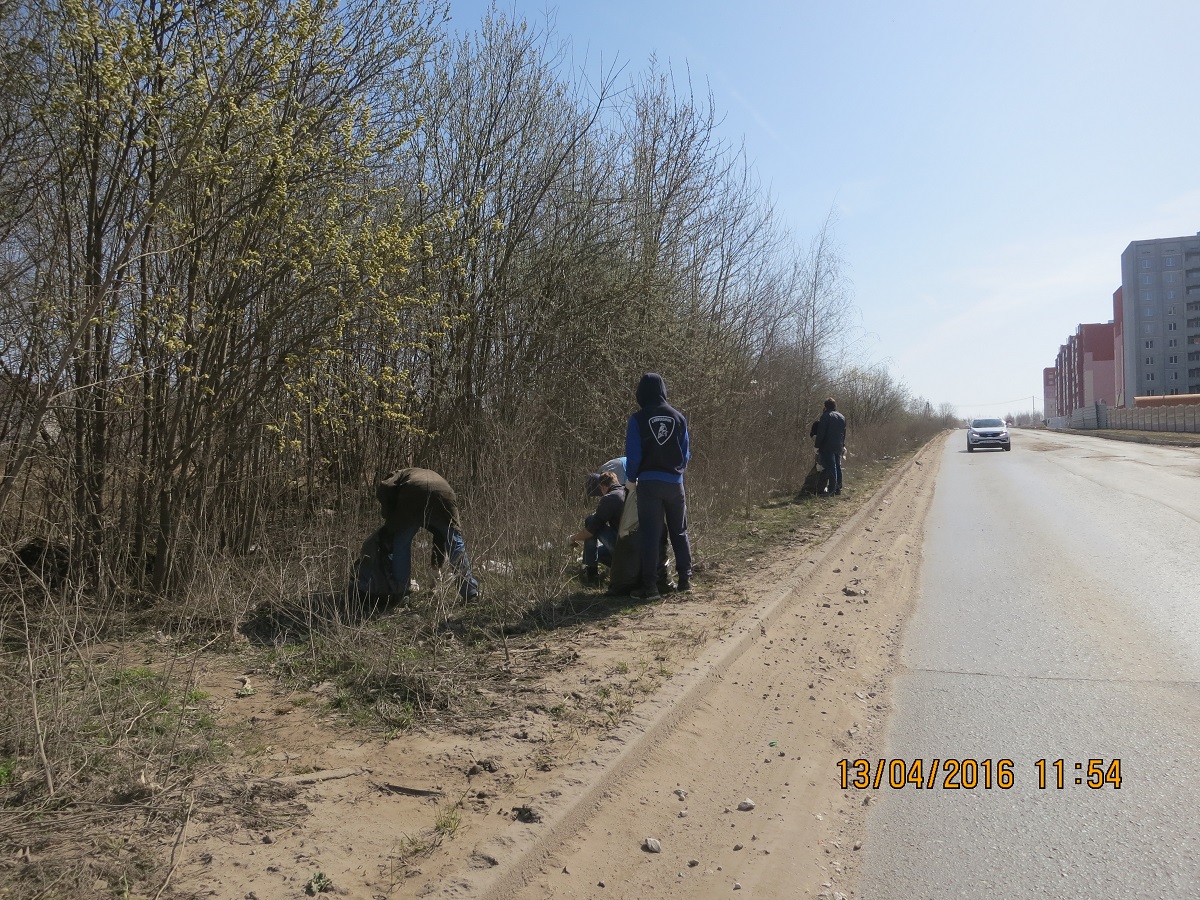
584, 525, 618, 567
819, 448, 843, 493
381, 523, 479, 600
635, 480, 692, 589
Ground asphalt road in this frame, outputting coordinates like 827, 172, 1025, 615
857, 429, 1200, 898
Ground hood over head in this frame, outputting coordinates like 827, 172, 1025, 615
636, 372, 667, 408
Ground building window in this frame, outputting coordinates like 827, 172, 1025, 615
1169, 322, 1178, 331
1171, 371, 1180, 381
1169, 339, 1179, 347
1144, 306, 1155, 316
1141, 274, 1153, 285
1168, 291, 1177, 300
1141, 258, 1153, 269
1166, 257, 1178, 267
1146, 372, 1156, 381
1165, 273, 1178, 283
1169, 388, 1180, 395
1168, 305, 1178, 315
1169, 355, 1179, 363
1145, 339, 1155, 349
1144, 323, 1155, 334
1145, 355, 1154, 365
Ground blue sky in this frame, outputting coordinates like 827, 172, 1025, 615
451, 1, 1200, 418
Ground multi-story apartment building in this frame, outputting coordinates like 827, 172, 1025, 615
1043, 368, 1057, 418
1055, 340, 1072, 416
1054, 323, 1117, 416
1119, 232, 1200, 400
1112, 287, 1125, 407
1076, 322, 1117, 407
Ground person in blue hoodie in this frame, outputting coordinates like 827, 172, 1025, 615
624, 372, 693, 600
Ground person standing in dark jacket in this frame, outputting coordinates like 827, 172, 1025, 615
361, 467, 480, 601
624, 373, 693, 600
814, 398, 848, 496
569, 471, 626, 586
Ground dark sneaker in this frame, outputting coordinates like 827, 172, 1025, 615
629, 586, 661, 602
582, 566, 600, 586
656, 578, 677, 594
676, 577, 692, 593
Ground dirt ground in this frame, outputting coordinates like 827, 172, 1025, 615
1062, 426, 1200, 447
170, 437, 944, 900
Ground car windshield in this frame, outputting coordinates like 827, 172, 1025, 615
971, 418, 1005, 428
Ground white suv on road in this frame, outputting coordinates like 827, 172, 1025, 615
967, 418, 1011, 452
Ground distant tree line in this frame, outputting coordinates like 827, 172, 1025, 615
0, 0, 949, 606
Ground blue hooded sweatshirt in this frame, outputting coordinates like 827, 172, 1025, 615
624, 373, 690, 484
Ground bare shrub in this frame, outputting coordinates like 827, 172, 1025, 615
0, 0, 954, 886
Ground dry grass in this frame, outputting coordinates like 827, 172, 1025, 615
0, 429, 938, 896
0, 617, 220, 895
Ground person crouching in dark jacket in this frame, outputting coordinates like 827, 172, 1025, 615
569, 471, 625, 585
807, 418, 830, 496
364, 467, 480, 602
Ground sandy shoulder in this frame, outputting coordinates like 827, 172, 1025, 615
489, 436, 943, 900
174, 437, 944, 900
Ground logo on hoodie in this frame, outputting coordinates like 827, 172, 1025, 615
649, 416, 675, 445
